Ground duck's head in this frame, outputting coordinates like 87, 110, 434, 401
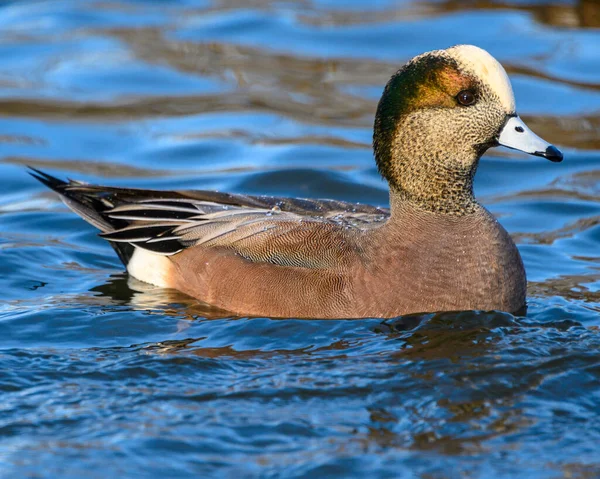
374, 44, 562, 214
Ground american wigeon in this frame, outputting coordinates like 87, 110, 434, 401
31, 45, 563, 319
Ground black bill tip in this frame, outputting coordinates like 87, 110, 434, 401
534, 145, 563, 163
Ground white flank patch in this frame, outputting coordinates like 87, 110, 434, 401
447, 44, 516, 112
127, 247, 173, 288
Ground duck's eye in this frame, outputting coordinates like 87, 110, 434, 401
456, 90, 476, 106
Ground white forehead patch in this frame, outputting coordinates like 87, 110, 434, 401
446, 45, 516, 112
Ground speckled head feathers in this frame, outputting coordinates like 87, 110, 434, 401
373, 45, 517, 215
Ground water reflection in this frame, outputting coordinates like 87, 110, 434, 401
363, 311, 595, 458
438, 0, 600, 28
91, 274, 235, 319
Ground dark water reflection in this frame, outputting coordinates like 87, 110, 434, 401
1, 0, 600, 477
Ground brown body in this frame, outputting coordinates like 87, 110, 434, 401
168, 201, 525, 318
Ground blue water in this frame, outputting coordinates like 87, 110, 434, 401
1, 1, 600, 477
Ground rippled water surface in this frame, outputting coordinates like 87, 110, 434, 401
1, 1, 600, 477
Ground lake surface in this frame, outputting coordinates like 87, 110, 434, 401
1, 0, 600, 477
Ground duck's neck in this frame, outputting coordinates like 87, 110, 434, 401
386, 151, 481, 217
383, 179, 493, 248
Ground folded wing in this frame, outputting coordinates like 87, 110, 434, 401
30, 168, 389, 268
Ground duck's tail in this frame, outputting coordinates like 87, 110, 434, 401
29, 167, 135, 266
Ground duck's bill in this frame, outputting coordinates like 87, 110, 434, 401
497, 115, 563, 162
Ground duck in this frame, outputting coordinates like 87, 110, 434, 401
31, 45, 563, 319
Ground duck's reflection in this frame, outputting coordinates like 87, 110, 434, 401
375, 309, 523, 360
90, 273, 235, 320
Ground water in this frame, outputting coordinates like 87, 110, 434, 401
1, 0, 600, 477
